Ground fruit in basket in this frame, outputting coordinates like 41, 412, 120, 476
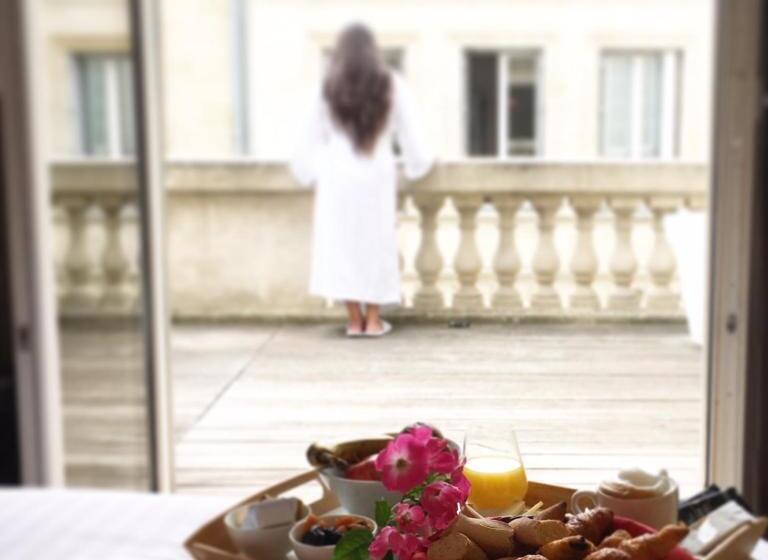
345, 456, 380, 481
302, 525, 344, 546
298, 514, 372, 547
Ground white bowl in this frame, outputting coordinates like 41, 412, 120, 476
289, 514, 377, 560
319, 468, 401, 517
225, 500, 310, 560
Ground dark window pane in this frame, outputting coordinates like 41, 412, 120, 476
509, 85, 534, 139
467, 53, 498, 156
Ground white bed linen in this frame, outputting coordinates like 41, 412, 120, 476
0, 488, 231, 560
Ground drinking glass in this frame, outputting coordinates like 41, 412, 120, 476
463, 425, 529, 513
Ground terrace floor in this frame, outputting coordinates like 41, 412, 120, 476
61, 321, 706, 499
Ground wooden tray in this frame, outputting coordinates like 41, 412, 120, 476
184, 469, 763, 560
184, 468, 575, 559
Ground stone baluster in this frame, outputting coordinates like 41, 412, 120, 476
569, 196, 602, 312
608, 197, 642, 311
60, 196, 96, 313
531, 196, 563, 311
492, 195, 523, 311
646, 197, 681, 312
99, 196, 132, 312
413, 194, 445, 310
452, 195, 484, 311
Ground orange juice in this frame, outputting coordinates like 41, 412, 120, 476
464, 456, 529, 510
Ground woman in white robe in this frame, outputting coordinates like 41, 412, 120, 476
291, 23, 433, 337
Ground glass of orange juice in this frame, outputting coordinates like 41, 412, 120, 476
463, 425, 528, 514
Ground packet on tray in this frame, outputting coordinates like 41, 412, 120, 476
680, 500, 757, 556
242, 497, 300, 529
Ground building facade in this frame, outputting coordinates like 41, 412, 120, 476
43, 0, 714, 163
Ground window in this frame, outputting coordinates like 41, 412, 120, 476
466, 50, 541, 157
74, 54, 136, 157
600, 51, 681, 159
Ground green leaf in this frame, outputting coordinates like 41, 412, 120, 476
375, 500, 393, 528
332, 528, 374, 560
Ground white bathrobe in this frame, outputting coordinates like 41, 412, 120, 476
291, 73, 433, 305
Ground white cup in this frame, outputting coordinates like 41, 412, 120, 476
570, 481, 679, 530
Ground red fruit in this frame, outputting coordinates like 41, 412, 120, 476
345, 456, 380, 480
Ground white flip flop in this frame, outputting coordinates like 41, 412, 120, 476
364, 320, 392, 338
345, 325, 365, 338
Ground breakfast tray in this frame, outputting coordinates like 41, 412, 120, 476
184, 468, 764, 560
184, 468, 574, 560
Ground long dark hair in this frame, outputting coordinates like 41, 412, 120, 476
324, 23, 392, 154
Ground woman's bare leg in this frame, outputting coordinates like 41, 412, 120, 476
345, 301, 364, 334
365, 304, 383, 333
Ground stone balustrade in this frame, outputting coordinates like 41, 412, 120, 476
53, 161, 139, 316
51, 160, 708, 319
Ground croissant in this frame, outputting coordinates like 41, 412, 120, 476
584, 549, 632, 560
538, 535, 596, 560
566, 508, 614, 545
599, 529, 632, 549
618, 524, 689, 560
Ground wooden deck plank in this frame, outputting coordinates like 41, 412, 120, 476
59, 321, 705, 499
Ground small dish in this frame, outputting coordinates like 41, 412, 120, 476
289, 514, 377, 560
225, 499, 310, 560
319, 468, 401, 517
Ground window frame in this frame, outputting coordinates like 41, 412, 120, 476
464, 48, 543, 159
599, 49, 682, 160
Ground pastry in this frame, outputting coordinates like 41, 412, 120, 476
618, 524, 689, 560
511, 518, 571, 548
536, 502, 568, 522
584, 549, 632, 560
455, 513, 516, 558
427, 532, 488, 560
538, 535, 596, 560
598, 530, 632, 549
566, 508, 614, 544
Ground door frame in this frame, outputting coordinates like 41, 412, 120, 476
0, 0, 64, 486
707, 0, 765, 490
2, 0, 174, 490
4, 0, 764, 495
129, 0, 175, 492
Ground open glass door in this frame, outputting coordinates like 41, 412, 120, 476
30, 0, 171, 490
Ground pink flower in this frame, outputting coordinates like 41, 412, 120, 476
420, 481, 463, 530
369, 526, 427, 560
393, 503, 429, 535
450, 461, 471, 502
408, 425, 433, 444
388, 530, 426, 560
426, 438, 460, 474
375, 433, 429, 492
369, 527, 396, 560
